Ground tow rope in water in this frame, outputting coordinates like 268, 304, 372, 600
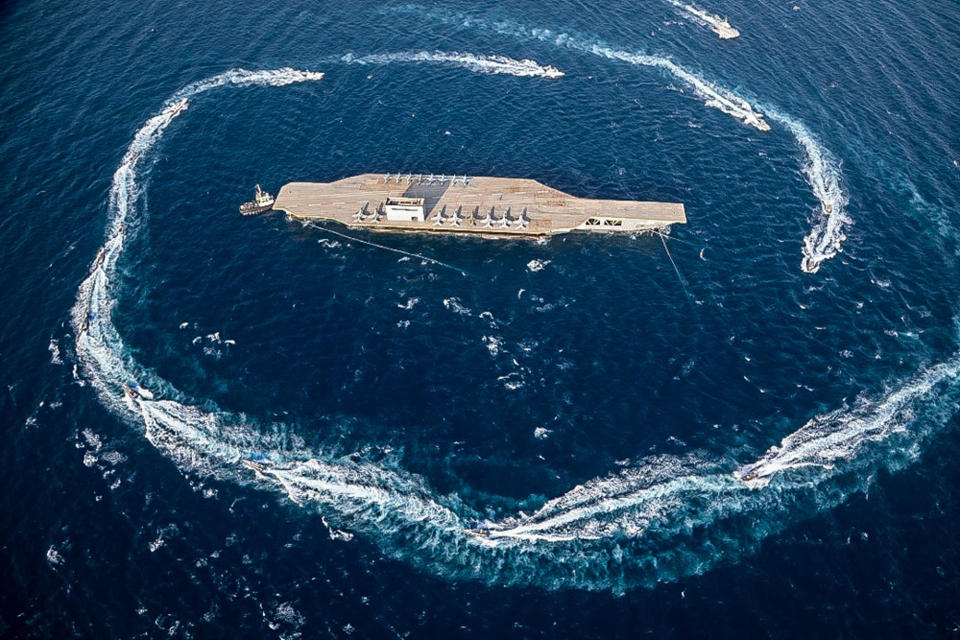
658, 232, 692, 300
309, 223, 469, 276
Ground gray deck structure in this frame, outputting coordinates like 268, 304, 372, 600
272, 173, 685, 237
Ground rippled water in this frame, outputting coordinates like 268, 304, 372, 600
1, 0, 958, 637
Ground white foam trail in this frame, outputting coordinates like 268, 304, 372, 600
764, 111, 850, 273
171, 68, 326, 99
71, 59, 958, 592
746, 358, 958, 481
570, 43, 769, 131
483, 356, 958, 547
543, 29, 849, 272
395, 8, 855, 271
72, 69, 327, 409
517, 28, 857, 270
488, 469, 721, 542
668, 1, 740, 39
67, 62, 474, 571
390, 12, 768, 130
341, 51, 564, 78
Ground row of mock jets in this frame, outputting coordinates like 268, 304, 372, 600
433, 205, 530, 229
353, 203, 530, 229
475, 206, 530, 229
353, 204, 381, 223
383, 172, 469, 185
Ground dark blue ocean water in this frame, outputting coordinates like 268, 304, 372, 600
1, 0, 959, 637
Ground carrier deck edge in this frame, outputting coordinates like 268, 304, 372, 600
271, 173, 686, 237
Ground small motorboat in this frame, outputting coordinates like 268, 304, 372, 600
242, 455, 281, 477
735, 462, 761, 482
124, 381, 154, 401
242, 458, 269, 474
239, 184, 275, 215
464, 521, 504, 540
712, 18, 740, 39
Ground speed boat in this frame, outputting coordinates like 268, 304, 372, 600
169, 98, 189, 116
734, 462, 761, 482
463, 521, 504, 540
712, 18, 740, 39
242, 454, 285, 477
242, 458, 270, 475
124, 381, 154, 400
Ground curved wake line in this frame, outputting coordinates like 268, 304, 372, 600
390, 6, 850, 272
746, 359, 960, 482
763, 109, 850, 273
71, 59, 957, 593
490, 356, 959, 541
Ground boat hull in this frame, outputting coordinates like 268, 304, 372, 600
239, 202, 274, 215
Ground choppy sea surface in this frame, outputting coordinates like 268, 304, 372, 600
1, 0, 958, 637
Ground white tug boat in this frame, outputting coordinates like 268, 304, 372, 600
239, 184, 275, 215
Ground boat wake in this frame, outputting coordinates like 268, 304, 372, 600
71, 59, 958, 592
667, 0, 740, 39
763, 109, 851, 273
739, 359, 960, 484
537, 355, 957, 531
340, 51, 564, 78
390, 6, 851, 272
595, 47, 769, 131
